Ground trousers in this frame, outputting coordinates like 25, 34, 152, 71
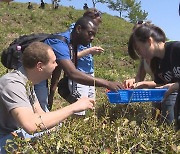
68, 74, 95, 115
152, 92, 177, 124
34, 80, 49, 112
0, 129, 44, 154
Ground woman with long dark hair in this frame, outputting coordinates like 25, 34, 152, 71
127, 23, 180, 130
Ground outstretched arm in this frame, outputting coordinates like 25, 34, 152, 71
58, 59, 123, 91
157, 82, 179, 101
77, 46, 104, 59
133, 81, 157, 89
123, 59, 147, 89
11, 97, 95, 134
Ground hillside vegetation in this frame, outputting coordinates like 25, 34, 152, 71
0, 2, 180, 153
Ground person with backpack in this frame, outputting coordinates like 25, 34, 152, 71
39, 0, 45, 9
48, 8, 103, 114
127, 23, 180, 130
83, 3, 89, 10
0, 42, 95, 154
27, 1, 33, 9
123, 21, 177, 125
34, 16, 122, 112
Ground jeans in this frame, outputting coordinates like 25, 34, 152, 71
0, 124, 62, 154
0, 129, 44, 154
152, 92, 177, 124
34, 80, 49, 112
174, 90, 180, 130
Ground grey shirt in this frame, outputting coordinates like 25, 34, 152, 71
0, 67, 37, 136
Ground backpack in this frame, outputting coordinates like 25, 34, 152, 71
1, 33, 67, 69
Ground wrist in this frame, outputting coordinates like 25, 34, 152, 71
87, 48, 91, 54
69, 102, 79, 113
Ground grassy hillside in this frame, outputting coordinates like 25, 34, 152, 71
0, 2, 136, 79
0, 2, 180, 153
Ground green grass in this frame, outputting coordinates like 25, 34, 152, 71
1, 2, 180, 153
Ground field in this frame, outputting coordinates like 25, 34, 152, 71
0, 2, 180, 153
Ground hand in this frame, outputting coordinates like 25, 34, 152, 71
133, 80, 157, 89
89, 46, 104, 55
123, 78, 135, 89
156, 82, 179, 102
107, 81, 124, 91
73, 97, 95, 112
132, 81, 147, 89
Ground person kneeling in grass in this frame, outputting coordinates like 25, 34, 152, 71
0, 42, 95, 154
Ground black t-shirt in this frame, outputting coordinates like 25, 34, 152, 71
154, 41, 180, 84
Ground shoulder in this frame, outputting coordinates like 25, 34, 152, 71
172, 41, 180, 50
0, 73, 30, 111
45, 31, 71, 45
165, 41, 180, 50
165, 41, 180, 56
0, 67, 27, 90
0, 71, 27, 93
0, 70, 27, 85
44, 32, 70, 54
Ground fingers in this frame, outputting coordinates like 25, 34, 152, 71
94, 46, 104, 50
123, 81, 128, 89
98, 47, 104, 52
93, 46, 104, 54
118, 83, 125, 89
89, 102, 95, 110
111, 83, 124, 91
86, 98, 95, 110
80, 97, 95, 109
110, 86, 119, 92
89, 98, 95, 104
123, 79, 135, 89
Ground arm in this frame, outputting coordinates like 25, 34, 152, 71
48, 65, 62, 110
135, 59, 146, 82
123, 59, 147, 89
46, 38, 121, 90
157, 82, 179, 101
11, 97, 95, 134
133, 81, 157, 89
58, 59, 123, 91
77, 46, 104, 59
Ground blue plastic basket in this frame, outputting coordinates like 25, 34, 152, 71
107, 89, 167, 104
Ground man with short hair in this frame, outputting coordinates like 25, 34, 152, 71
0, 42, 95, 154
35, 16, 122, 112
58, 8, 103, 115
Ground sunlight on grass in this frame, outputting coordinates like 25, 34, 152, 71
0, 2, 179, 153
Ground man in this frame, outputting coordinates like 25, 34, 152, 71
27, 1, 33, 9
35, 16, 122, 112
83, 3, 88, 10
39, 0, 45, 9
63, 8, 103, 115
0, 42, 95, 153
